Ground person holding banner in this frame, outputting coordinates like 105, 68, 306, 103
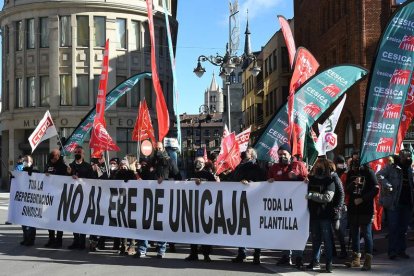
267, 143, 308, 268
231, 147, 266, 265
44, 149, 69, 248
345, 154, 378, 271
185, 156, 216, 262
67, 146, 95, 250
377, 149, 414, 261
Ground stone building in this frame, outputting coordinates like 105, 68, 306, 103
0, 0, 178, 188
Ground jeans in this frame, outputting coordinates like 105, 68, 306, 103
350, 222, 373, 254
311, 219, 333, 264
387, 204, 413, 255
137, 240, 167, 255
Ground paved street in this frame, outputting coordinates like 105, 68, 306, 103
0, 192, 413, 276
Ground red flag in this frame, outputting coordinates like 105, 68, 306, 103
223, 124, 230, 137
90, 39, 120, 152
91, 148, 104, 158
132, 100, 156, 146
286, 48, 319, 156
203, 145, 208, 162
369, 158, 386, 231
215, 133, 241, 175
278, 15, 296, 69
395, 75, 414, 153
146, 0, 170, 141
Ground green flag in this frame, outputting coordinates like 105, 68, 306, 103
303, 125, 318, 166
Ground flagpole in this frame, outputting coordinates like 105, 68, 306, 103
105, 150, 110, 178
56, 132, 67, 157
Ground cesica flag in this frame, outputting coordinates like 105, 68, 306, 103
28, 110, 58, 152
9, 171, 310, 250
360, 1, 414, 164
254, 65, 368, 162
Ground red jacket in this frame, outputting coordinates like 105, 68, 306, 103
267, 161, 308, 181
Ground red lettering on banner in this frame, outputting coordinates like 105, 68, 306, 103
376, 137, 394, 153
322, 84, 341, 98
399, 35, 414, 52
390, 69, 410, 85
383, 103, 402, 119
303, 103, 321, 118
31, 117, 53, 145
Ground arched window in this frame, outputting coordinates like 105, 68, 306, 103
344, 120, 354, 157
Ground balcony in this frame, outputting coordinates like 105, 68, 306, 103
255, 79, 264, 95
256, 113, 264, 127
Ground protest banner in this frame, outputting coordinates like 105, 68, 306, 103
9, 171, 309, 251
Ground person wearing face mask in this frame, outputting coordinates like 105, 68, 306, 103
231, 147, 267, 265
305, 158, 335, 273
267, 143, 308, 268
109, 158, 120, 178
19, 155, 38, 246
344, 152, 379, 271
377, 149, 414, 261
67, 146, 95, 250
44, 149, 69, 248
184, 157, 216, 262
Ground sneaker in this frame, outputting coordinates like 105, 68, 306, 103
306, 262, 321, 271
157, 253, 165, 259
398, 252, 410, 259
185, 254, 199, 261
232, 255, 246, 263
276, 255, 292, 266
326, 262, 333, 273
134, 251, 147, 258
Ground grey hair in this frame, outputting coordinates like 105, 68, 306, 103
247, 147, 257, 160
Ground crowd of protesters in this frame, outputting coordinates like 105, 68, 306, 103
13, 142, 414, 273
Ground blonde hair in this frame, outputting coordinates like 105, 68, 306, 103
126, 154, 137, 171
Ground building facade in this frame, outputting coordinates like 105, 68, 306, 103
0, 0, 178, 188
294, 0, 400, 156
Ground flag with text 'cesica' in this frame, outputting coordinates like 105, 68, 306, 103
254, 65, 368, 162
360, 1, 414, 164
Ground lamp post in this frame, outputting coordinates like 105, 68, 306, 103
193, 11, 261, 133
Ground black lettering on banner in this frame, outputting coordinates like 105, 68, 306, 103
214, 191, 227, 234
108, 188, 117, 227
169, 189, 180, 232
127, 188, 137, 229
117, 188, 128, 228
57, 183, 74, 221
226, 191, 238, 235
238, 191, 251, 235
154, 189, 164, 231
142, 189, 153, 230
200, 190, 213, 233
194, 190, 200, 233
83, 186, 97, 224
95, 186, 105, 225
69, 184, 84, 222
181, 190, 193, 232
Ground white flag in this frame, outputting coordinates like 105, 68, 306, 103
236, 126, 251, 152
28, 110, 58, 152
316, 95, 346, 155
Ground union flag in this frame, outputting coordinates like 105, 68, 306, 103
132, 99, 156, 146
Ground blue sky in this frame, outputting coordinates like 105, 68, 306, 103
176, 0, 293, 114
0, 0, 294, 114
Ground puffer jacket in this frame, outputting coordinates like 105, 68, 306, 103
376, 163, 414, 210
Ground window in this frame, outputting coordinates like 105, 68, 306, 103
40, 17, 49, 48
3, 80, 9, 111
130, 21, 140, 51
214, 129, 219, 137
144, 78, 153, 108
94, 17, 106, 47
76, 75, 89, 106
281, 47, 289, 72
143, 22, 150, 53
40, 76, 50, 106
16, 21, 23, 51
77, 16, 89, 47
93, 74, 100, 104
116, 18, 126, 49
344, 120, 354, 156
15, 78, 24, 108
27, 19, 35, 49
60, 16, 72, 47
60, 75, 72, 105
131, 84, 140, 107
116, 76, 127, 107
273, 49, 277, 71
117, 128, 137, 158
4, 25, 9, 53
204, 129, 210, 136
27, 77, 36, 107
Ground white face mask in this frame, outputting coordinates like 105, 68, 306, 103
110, 165, 118, 170
337, 164, 346, 169
23, 161, 32, 168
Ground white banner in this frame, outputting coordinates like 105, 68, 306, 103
9, 171, 309, 250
